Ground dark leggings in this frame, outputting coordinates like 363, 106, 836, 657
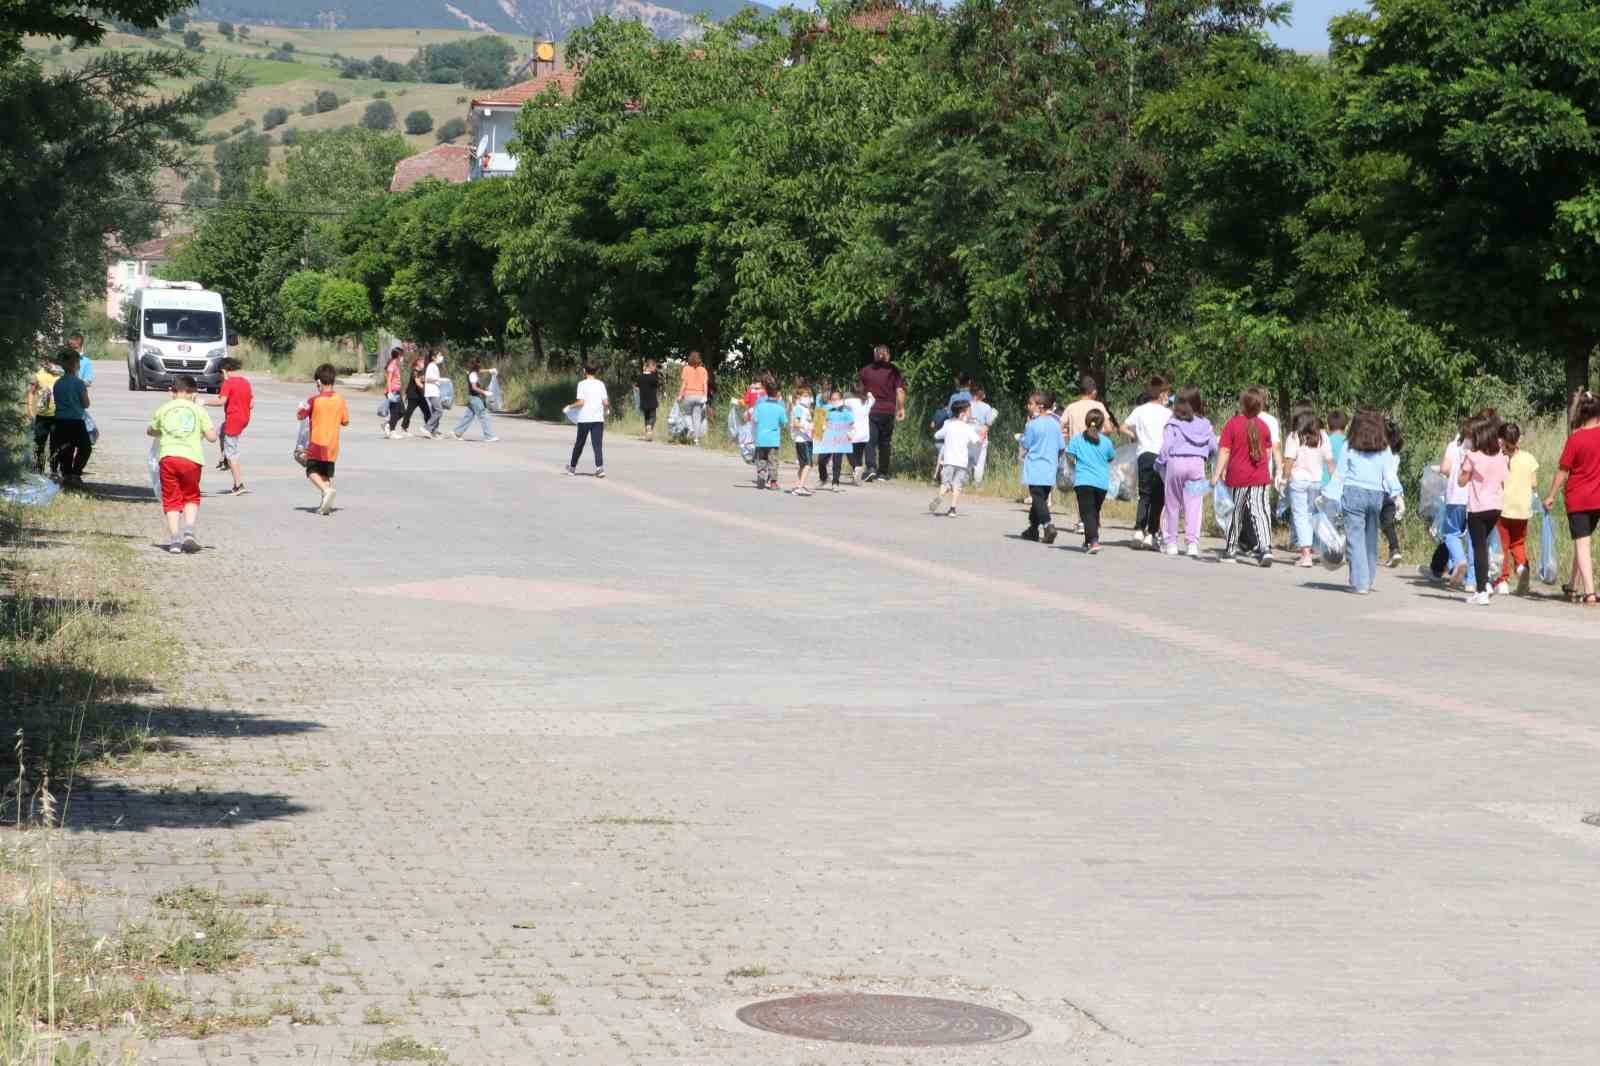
822, 452, 843, 484
849, 442, 866, 472
571, 421, 605, 469
1027, 485, 1052, 531
1134, 453, 1164, 536
1075, 485, 1107, 546
1380, 496, 1401, 554
1467, 509, 1501, 593
400, 392, 431, 431
641, 406, 657, 433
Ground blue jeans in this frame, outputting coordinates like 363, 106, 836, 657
453, 396, 493, 438
1440, 503, 1474, 586
1342, 486, 1384, 591
1288, 479, 1319, 548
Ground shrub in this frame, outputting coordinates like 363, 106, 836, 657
280, 128, 300, 146
218, 20, 234, 38
373, 88, 387, 99
435, 116, 467, 144
314, 89, 338, 113
404, 109, 433, 135
262, 106, 289, 130
183, 29, 202, 51
362, 100, 396, 131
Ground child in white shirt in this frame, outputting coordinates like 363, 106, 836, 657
929, 401, 979, 516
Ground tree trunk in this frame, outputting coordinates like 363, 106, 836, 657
530, 322, 546, 370
1566, 334, 1593, 395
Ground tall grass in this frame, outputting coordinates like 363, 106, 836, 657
233, 338, 362, 382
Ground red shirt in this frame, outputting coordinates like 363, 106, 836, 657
1220, 415, 1272, 487
1559, 426, 1600, 511
742, 385, 766, 409
857, 362, 904, 416
218, 376, 253, 436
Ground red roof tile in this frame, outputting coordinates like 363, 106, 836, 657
388, 144, 473, 193
469, 70, 581, 110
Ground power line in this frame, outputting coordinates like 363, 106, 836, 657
123, 196, 353, 217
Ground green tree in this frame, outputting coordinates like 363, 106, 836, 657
435, 116, 466, 143
362, 99, 395, 131
214, 130, 272, 200
1331, 0, 1600, 389
316, 277, 373, 349
277, 269, 330, 338
165, 186, 311, 352
404, 109, 432, 135
183, 28, 202, 50
0, 46, 233, 415
314, 89, 338, 113
218, 19, 234, 38
261, 105, 289, 130
376, 180, 514, 347
282, 126, 412, 212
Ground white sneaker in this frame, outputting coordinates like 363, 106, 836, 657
1466, 590, 1490, 606
449, 431, 463, 440
1186, 543, 1200, 559
318, 487, 336, 515
483, 436, 500, 443
1164, 543, 1179, 557
1494, 581, 1510, 596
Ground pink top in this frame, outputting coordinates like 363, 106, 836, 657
1462, 449, 1510, 513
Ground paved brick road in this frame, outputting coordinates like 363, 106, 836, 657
65, 377, 1600, 1065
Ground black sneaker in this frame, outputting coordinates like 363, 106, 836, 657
863, 471, 878, 483
1041, 523, 1059, 544
181, 533, 202, 554
1021, 527, 1040, 542
1256, 552, 1273, 568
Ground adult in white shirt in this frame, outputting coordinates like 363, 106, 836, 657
422, 353, 445, 437
1121, 375, 1172, 548
1250, 384, 1285, 480
564, 361, 610, 476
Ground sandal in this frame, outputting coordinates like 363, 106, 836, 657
1584, 594, 1599, 607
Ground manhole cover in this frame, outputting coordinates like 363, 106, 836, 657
736, 993, 1031, 1047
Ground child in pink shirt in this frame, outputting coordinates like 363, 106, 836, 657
1458, 417, 1510, 605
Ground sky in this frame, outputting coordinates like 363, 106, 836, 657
1267, 0, 1368, 52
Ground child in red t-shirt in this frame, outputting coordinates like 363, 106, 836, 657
204, 357, 253, 494
1545, 391, 1600, 603
1212, 389, 1274, 567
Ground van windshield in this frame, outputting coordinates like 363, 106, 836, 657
144, 309, 222, 343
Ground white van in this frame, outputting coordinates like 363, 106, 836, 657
124, 281, 235, 392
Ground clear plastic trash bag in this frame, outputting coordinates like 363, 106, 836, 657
147, 439, 161, 499
1418, 464, 1446, 525
1, 472, 61, 508
1185, 477, 1209, 497
486, 372, 504, 412
1536, 495, 1560, 584
728, 402, 754, 463
666, 401, 690, 439
1212, 482, 1235, 527
1109, 443, 1137, 500
1314, 497, 1346, 567
438, 378, 454, 410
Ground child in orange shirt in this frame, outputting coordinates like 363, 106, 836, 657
297, 363, 350, 515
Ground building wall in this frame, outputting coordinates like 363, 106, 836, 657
105, 258, 163, 322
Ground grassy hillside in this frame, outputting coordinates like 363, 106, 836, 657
23, 22, 529, 176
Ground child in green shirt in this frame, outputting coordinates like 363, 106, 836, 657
146, 375, 218, 554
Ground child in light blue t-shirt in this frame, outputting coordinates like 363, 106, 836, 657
1066, 410, 1118, 553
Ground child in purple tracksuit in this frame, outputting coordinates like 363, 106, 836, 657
1157, 384, 1216, 557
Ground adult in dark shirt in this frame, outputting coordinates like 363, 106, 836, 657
856, 344, 906, 481
636, 359, 661, 441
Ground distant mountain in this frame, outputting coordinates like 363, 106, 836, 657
191, 0, 770, 38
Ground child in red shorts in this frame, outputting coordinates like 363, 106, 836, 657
146, 374, 218, 554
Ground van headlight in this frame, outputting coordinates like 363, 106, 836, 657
141, 347, 163, 367
206, 348, 225, 364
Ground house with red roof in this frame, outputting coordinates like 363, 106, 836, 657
468, 53, 581, 179
389, 143, 474, 193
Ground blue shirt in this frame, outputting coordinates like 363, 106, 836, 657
1020, 413, 1065, 486
948, 389, 972, 409
1067, 432, 1117, 490
76, 356, 94, 385
52, 374, 88, 420
1324, 432, 1347, 485
752, 397, 787, 448
1336, 446, 1403, 497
